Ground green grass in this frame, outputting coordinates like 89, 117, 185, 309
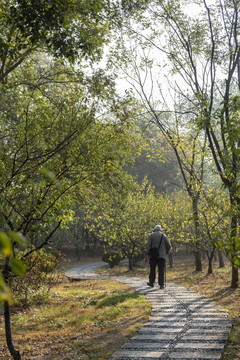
0, 278, 151, 360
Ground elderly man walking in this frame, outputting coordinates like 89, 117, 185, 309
146, 225, 171, 289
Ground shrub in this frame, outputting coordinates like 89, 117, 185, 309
102, 250, 122, 268
10, 247, 61, 305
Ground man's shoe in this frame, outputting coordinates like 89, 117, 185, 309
147, 282, 154, 287
159, 285, 164, 289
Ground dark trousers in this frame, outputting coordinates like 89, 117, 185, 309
149, 258, 165, 286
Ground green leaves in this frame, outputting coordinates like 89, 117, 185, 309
86, 178, 166, 266
0, 275, 11, 303
0, 231, 26, 302
10, 232, 26, 248
0, 232, 12, 257
9, 258, 26, 277
39, 168, 56, 183
0, 0, 147, 84
0, 232, 13, 302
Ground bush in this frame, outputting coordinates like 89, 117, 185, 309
102, 250, 122, 268
11, 247, 62, 305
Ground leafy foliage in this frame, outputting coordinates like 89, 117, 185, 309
11, 248, 60, 305
86, 179, 166, 269
0, 0, 149, 84
102, 249, 123, 268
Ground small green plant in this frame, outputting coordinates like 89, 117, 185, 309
102, 249, 122, 268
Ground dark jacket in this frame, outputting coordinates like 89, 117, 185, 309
146, 231, 171, 259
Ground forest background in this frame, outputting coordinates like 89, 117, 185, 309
0, 0, 240, 359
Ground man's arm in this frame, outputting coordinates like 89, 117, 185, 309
146, 234, 152, 260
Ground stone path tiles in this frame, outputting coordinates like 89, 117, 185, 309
66, 262, 232, 360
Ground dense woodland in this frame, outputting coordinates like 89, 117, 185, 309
0, 1, 240, 359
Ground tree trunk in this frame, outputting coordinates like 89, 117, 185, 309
218, 250, 225, 268
207, 251, 214, 274
231, 262, 239, 288
192, 197, 202, 272
206, 245, 216, 274
168, 252, 173, 268
4, 301, 22, 360
128, 257, 133, 270
208, 257, 213, 274
230, 210, 239, 288
194, 250, 202, 272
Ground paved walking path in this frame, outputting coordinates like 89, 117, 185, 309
66, 262, 231, 360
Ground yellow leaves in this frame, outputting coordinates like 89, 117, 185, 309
58, 209, 75, 228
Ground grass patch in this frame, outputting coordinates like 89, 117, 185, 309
0, 278, 151, 360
